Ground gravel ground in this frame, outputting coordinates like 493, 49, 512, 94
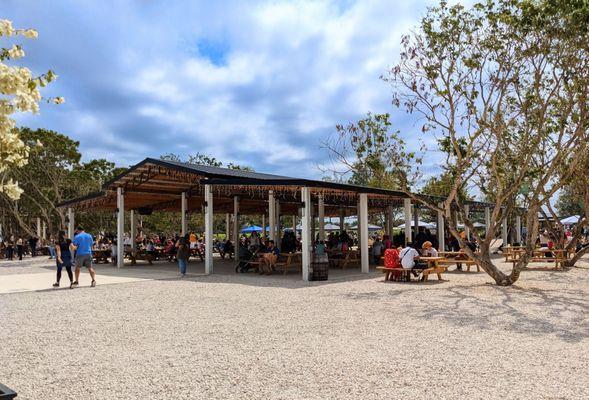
1, 256, 588, 400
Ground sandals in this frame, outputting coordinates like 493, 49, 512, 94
91, 280, 96, 287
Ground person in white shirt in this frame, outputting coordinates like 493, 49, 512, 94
399, 243, 421, 269
421, 241, 438, 257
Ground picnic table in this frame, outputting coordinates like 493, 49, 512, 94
126, 249, 155, 265
275, 252, 302, 275
92, 249, 111, 263
377, 256, 447, 282
438, 251, 481, 272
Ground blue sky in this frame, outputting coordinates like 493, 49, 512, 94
4, 0, 440, 179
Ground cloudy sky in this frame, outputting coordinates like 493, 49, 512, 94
4, 0, 439, 179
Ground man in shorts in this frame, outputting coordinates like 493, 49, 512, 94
72, 226, 97, 287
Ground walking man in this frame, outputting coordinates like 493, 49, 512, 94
72, 226, 97, 287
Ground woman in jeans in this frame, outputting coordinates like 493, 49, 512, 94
53, 231, 74, 288
176, 238, 190, 277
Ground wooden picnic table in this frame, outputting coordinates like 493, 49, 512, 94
377, 256, 447, 282
437, 251, 481, 272
92, 249, 111, 263
276, 252, 302, 275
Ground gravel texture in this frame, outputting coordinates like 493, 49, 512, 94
1, 255, 588, 400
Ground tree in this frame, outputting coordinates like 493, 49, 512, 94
556, 185, 585, 217
322, 112, 419, 189
0, 19, 62, 200
325, 1, 589, 285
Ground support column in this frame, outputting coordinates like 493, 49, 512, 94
42, 221, 47, 240
225, 213, 230, 240
275, 199, 281, 242
464, 204, 470, 240
413, 205, 419, 237
204, 184, 213, 274
36, 217, 41, 238
339, 208, 345, 234
181, 192, 187, 237
437, 203, 445, 251
67, 208, 74, 239
502, 217, 509, 246
318, 194, 325, 241
292, 215, 297, 233
484, 207, 491, 238
233, 196, 240, 252
116, 187, 124, 269
262, 214, 266, 239
359, 193, 369, 273
268, 190, 276, 242
515, 215, 522, 243
130, 210, 136, 250
301, 187, 311, 281
403, 198, 412, 244
387, 205, 394, 239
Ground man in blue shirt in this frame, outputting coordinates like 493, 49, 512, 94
72, 226, 97, 287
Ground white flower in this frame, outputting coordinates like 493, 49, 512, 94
0, 179, 24, 200
22, 29, 38, 39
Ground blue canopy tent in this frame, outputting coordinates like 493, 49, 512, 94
241, 225, 263, 233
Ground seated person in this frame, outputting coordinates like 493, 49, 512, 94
236, 244, 254, 273
221, 239, 234, 259
421, 241, 438, 257
399, 242, 427, 276
259, 240, 280, 275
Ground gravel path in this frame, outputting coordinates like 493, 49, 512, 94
1, 257, 587, 399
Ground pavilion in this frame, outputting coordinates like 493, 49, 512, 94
58, 158, 518, 280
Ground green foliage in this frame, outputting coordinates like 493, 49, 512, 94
556, 185, 585, 217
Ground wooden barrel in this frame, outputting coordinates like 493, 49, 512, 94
311, 253, 329, 281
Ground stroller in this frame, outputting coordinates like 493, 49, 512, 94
235, 246, 258, 273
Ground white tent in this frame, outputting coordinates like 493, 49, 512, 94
350, 223, 382, 231
560, 215, 580, 225
457, 222, 486, 228
396, 220, 436, 229
287, 223, 341, 232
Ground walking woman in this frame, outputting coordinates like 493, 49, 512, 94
53, 231, 74, 288
176, 237, 190, 277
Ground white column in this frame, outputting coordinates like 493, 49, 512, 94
36, 217, 41, 237
464, 204, 470, 240
117, 187, 124, 269
130, 210, 136, 250
339, 208, 345, 234
67, 208, 74, 239
515, 215, 522, 243
181, 192, 187, 236
484, 207, 491, 238
42, 220, 47, 240
502, 217, 508, 246
204, 184, 213, 274
387, 205, 394, 239
403, 198, 412, 244
413, 205, 419, 237
275, 199, 281, 242
292, 215, 297, 233
359, 193, 369, 273
437, 203, 445, 251
268, 190, 276, 242
225, 213, 230, 239
301, 187, 311, 281
233, 196, 239, 252
318, 194, 325, 241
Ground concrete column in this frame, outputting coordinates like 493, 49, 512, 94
464, 204, 470, 240
130, 210, 136, 250
275, 199, 281, 242
181, 192, 187, 236
67, 208, 74, 239
318, 194, 325, 241
204, 184, 213, 274
437, 203, 445, 251
359, 193, 369, 273
233, 196, 239, 252
301, 187, 311, 281
42, 220, 46, 240
116, 187, 124, 269
339, 208, 345, 234
515, 215, 522, 243
403, 198, 412, 244
268, 190, 275, 242
502, 217, 508, 246
484, 207, 491, 238
36, 217, 41, 237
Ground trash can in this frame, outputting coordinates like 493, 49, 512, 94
311, 253, 329, 281
0, 383, 17, 399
